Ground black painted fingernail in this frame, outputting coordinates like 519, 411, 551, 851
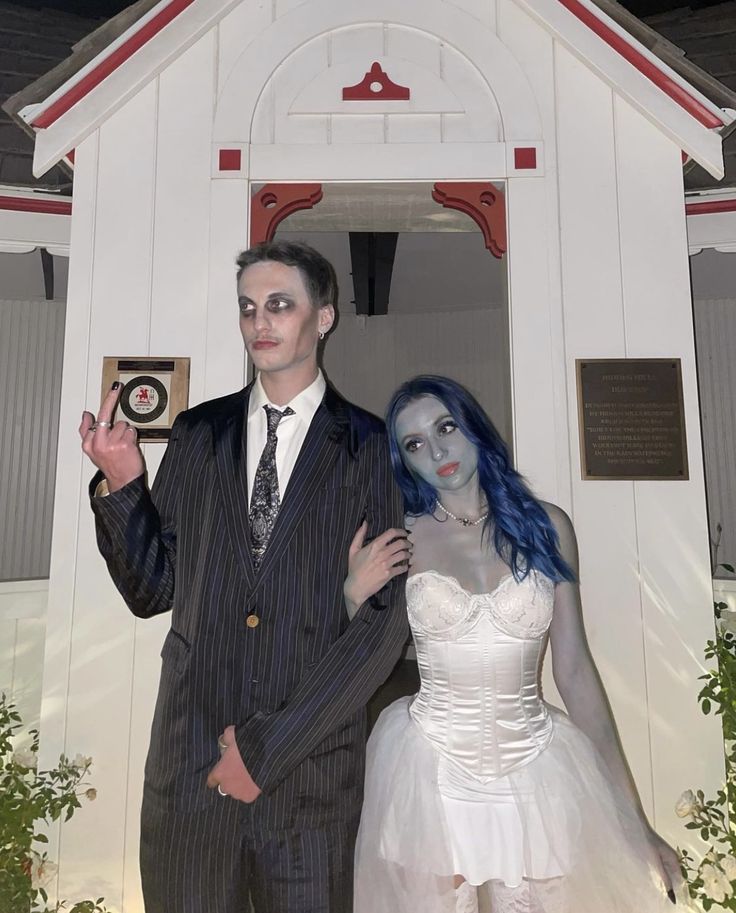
667, 889, 676, 904
111, 381, 121, 390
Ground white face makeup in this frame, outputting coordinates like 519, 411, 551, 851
395, 395, 480, 495
237, 260, 334, 378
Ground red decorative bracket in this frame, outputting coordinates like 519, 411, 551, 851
250, 184, 324, 244
342, 62, 410, 101
431, 183, 507, 259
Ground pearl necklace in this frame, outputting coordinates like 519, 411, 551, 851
435, 499, 489, 527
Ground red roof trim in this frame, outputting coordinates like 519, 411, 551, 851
558, 0, 724, 128
686, 199, 736, 216
0, 195, 72, 215
27, 0, 725, 134
31, 0, 196, 129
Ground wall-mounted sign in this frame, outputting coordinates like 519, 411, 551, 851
100, 356, 190, 442
576, 358, 688, 481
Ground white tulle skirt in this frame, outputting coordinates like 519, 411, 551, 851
354, 697, 688, 912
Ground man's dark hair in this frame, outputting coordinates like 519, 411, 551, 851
236, 240, 338, 310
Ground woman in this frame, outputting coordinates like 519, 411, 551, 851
346, 375, 685, 913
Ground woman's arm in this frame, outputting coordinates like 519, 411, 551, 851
547, 503, 680, 898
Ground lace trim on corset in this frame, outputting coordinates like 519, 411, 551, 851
407, 570, 555, 641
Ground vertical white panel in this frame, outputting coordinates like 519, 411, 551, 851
119, 33, 219, 913
149, 33, 217, 409
386, 115, 441, 144
386, 24, 441, 72
12, 617, 47, 734
272, 37, 329, 145
0, 620, 17, 698
0, 299, 65, 580
552, 43, 654, 815
217, 0, 274, 96
615, 96, 723, 841
439, 43, 503, 143
694, 298, 736, 568
207, 178, 250, 398
39, 129, 101, 902
331, 115, 385, 144
49, 82, 160, 912
329, 23, 384, 64
505, 177, 559, 494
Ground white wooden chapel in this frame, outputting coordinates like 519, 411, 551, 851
21, 0, 733, 907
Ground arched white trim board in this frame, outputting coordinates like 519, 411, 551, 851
213, 0, 542, 148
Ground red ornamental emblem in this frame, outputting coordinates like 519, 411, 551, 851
120, 375, 168, 424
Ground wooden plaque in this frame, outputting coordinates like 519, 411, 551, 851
576, 359, 688, 481
100, 356, 190, 442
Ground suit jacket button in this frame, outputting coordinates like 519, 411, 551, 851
246, 614, 260, 628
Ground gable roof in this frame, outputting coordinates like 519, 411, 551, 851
0, 1, 103, 191
642, 1, 736, 190
6, 0, 734, 180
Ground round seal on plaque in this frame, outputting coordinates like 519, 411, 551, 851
120, 375, 168, 424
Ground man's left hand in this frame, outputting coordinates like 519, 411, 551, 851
206, 725, 262, 803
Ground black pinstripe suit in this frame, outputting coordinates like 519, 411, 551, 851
90, 382, 408, 913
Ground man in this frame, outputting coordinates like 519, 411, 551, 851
80, 241, 409, 913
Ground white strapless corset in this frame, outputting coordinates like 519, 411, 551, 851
407, 570, 555, 783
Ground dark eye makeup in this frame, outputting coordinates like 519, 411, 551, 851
238, 296, 293, 317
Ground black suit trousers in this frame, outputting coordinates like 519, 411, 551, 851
140, 796, 358, 913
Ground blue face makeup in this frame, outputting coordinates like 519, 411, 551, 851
395, 395, 479, 494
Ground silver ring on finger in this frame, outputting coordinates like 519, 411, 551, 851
217, 784, 228, 797
91, 420, 112, 431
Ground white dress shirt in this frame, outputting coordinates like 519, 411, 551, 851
246, 370, 327, 505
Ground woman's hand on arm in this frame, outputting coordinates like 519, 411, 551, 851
343, 521, 412, 619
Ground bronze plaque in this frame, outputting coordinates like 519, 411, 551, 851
101, 356, 190, 442
576, 359, 688, 481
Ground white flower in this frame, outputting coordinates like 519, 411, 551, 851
720, 610, 736, 636
722, 855, 736, 881
71, 753, 92, 771
29, 856, 58, 889
701, 863, 732, 903
12, 748, 37, 769
675, 789, 699, 818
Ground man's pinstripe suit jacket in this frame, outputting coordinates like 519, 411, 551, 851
90, 381, 408, 831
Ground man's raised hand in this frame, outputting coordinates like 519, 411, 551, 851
80, 383, 145, 493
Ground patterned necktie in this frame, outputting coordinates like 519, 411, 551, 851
249, 404, 294, 568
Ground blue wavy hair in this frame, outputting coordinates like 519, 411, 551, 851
385, 375, 575, 584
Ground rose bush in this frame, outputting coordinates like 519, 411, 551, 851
679, 570, 736, 910
0, 694, 108, 913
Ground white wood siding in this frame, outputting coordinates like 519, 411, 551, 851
553, 36, 721, 841
693, 298, 736, 572
0, 298, 65, 581
0, 580, 47, 743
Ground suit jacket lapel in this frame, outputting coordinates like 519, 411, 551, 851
254, 384, 351, 584
213, 383, 256, 587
